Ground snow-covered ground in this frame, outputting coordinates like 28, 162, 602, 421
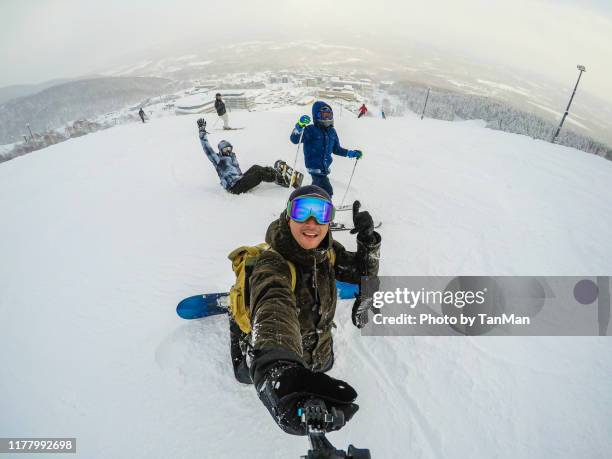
1, 108, 611, 458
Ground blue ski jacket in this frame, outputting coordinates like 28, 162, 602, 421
199, 132, 242, 190
289, 101, 348, 176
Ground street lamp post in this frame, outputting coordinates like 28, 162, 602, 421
551, 65, 586, 144
420, 88, 431, 120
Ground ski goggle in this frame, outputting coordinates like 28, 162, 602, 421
287, 196, 335, 225
221, 145, 233, 154
318, 107, 333, 121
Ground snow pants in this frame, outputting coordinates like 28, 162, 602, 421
220, 112, 229, 128
229, 318, 252, 384
310, 173, 333, 198
228, 165, 276, 194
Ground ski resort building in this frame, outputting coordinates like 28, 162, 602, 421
329, 77, 373, 97
175, 91, 257, 115
174, 94, 216, 115
219, 91, 257, 110
317, 85, 357, 101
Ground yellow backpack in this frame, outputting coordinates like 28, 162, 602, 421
227, 243, 335, 334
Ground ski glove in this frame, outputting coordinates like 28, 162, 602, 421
256, 361, 359, 436
347, 150, 363, 160
197, 118, 209, 135
352, 294, 374, 328
349, 200, 375, 243
297, 115, 311, 128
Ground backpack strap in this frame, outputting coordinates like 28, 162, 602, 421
327, 247, 336, 267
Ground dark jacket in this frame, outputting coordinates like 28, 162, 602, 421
289, 101, 349, 175
215, 99, 226, 116
248, 212, 381, 386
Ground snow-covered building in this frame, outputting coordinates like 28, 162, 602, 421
318, 86, 357, 101
218, 91, 257, 110
174, 94, 216, 115
175, 90, 258, 115
329, 77, 373, 96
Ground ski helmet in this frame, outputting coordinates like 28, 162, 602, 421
216, 93, 222, 98
218, 140, 233, 155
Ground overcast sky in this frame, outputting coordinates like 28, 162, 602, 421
1, 0, 611, 101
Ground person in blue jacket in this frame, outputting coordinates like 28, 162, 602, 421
290, 101, 363, 198
197, 118, 287, 194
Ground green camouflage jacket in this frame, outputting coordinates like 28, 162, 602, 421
248, 211, 380, 384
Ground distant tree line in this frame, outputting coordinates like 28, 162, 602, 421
0, 109, 149, 164
387, 82, 612, 161
0, 119, 108, 163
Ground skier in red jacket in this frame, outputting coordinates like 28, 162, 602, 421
357, 103, 368, 119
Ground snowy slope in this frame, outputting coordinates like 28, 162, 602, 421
1, 109, 611, 459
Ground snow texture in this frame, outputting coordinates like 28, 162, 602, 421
1, 108, 611, 458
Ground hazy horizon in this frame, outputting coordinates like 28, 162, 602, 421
1, 0, 611, 104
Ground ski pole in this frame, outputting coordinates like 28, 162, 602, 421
291, 126, 305, 174
339, 159, 358, 208
287, 126, 306, 196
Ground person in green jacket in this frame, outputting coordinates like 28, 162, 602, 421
230, 185, 381, 435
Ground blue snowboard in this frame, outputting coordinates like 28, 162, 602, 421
176, 281, 359, 320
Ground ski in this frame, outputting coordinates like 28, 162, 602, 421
214, 127, 245, 131
330, 221, 382, 232
177, 280, 359, 320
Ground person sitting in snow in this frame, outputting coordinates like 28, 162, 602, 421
230, 185, 381, 435
197, 118, 286, 194
290, 101, 363, 198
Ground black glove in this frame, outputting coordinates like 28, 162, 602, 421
256, 362, 358, 436
197, 118, 207, 132
349, 200, 375, 243
352, 294, 373, 328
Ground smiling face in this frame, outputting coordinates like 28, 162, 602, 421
289, 217, 329, 250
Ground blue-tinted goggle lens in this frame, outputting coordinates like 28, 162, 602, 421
288, 196, 335, 224
319, 109, 333, 120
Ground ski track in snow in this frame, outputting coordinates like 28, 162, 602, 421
1, 109, 611, 458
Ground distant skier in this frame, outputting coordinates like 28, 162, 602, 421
138, 108, 146, 123
290, 101, 363, 198
229, 185, 381, 435
381, 109, 386, 119
357, 103, 368, 119
197, 118, 285, 194
214, 93, 231, 130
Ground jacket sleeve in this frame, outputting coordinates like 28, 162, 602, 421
333, 232, 381, 285
199, 133, 220, 166
290, 124, 310, 144
249, 251, 305, 385
332, 132, 349, 157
